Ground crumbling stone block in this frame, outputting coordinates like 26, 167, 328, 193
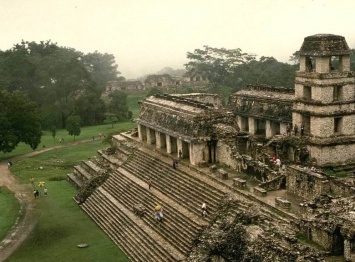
233, 178, 247, 188
218, 169, 229, 180
254, 186, 267, 197
275, 197, 291, 210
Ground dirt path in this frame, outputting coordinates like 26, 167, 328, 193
0, 140, 94, 261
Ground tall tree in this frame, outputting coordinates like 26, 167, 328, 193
108, 90, 132, 122
0, 90, 42, 152
185, 46, 255, 90
66, 115, 81, 140
82, 51, 120, 90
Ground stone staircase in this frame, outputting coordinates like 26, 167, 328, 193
81, 188, 183, 262
101, 168, 204, 255
71, 134, 301, 261
121, 149, 226, 217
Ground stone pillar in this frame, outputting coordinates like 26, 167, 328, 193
138, 124, 143, 141
190, 142, 205, 165
344, 239, 351, 262
146, 128, 152, 144
280, 123, 287, 135
316, 56, 329, 73
166, 134, 172, 154
155, 131, 162, 148
248, 117, 256, 135
300, 56, 306, 72
265, 120, 272, 138
177, 139, 183, 158
340, 55, 350, 71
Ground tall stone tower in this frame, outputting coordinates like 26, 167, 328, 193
293, 34, 355, 166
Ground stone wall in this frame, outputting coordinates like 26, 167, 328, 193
259, 175, 286, 191
172, 93, 223, 108
309, 143, 355, 166
286, 165, 328, 200
230, 84, 294, 123
310, 226, 337, 252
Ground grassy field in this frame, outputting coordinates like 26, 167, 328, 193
5, 140, 130, 262
127, 92, 147, 118
0, 122, 136, 162
0, 187, 21, 241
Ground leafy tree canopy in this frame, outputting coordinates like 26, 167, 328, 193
185, 46, 255, 90
185, 46, 299, 94
82, 51, 120, 89
0, 90, 42, 152
0, 40, 121, 129
66, 115, 81, 140
108, 90, 132, 122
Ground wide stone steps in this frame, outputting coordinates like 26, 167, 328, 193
134, 150, 225, 200
122, 160, 219, 218
102, 173, 197, 255
122, 152, 225, 214
73, 165, 92, 180
81, 189, 183, 262
108, 170, 202, 230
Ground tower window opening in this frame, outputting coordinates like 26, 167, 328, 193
330, 56, 340, 71
303, 86, 312, 100
333, 86, 343, 101
306, 57, 315, 72
334, 117, 342, 134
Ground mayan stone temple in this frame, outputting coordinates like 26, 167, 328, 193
69, 34, 355, 261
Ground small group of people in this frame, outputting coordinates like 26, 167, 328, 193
33, 187, 48, 198
286, 123, 305, 137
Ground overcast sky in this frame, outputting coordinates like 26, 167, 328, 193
1, 0, 355, 79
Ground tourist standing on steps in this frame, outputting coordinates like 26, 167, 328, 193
202, 203, 208, 217
147, 178, 152, 190
300, 124, 305, 136
172, 159, 177, 169
286, 123, 291, 136
178, 149, 183, 160
294, 124, 298, 136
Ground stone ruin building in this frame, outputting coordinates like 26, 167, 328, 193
105, 80, 145, 93
69, 34, 355, 262
105, 73, 209, 94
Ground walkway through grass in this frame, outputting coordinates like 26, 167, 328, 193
5, 140, 130, 261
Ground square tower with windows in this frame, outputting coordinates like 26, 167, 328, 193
293, 34, 355, 165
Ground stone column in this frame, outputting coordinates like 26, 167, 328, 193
177, 139, 183, 158
146, 128, 152, 144
166, 134, 172, 154
190, 142, 205, 165
155, 131, 162, 148
248, 117, 256, 135
280, 123, 287, 135
138, 124, 143, 141
265, 120, 272, 138
343, 239, 351, 262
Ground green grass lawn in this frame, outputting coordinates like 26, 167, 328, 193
5, 134, 131, 261
127, 93, 147, 118
0, 187, 20, 241
0, 122, 136, 162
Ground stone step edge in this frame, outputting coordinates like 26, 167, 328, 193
97, 187, 186, 261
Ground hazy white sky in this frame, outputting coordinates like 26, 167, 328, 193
1, 0, 355, 79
